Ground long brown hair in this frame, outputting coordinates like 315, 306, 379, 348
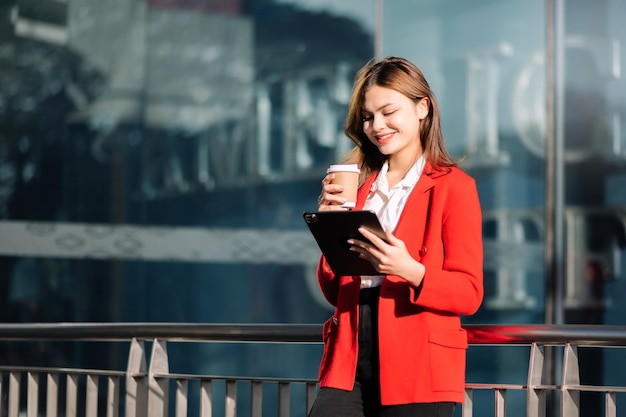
342, 56, 457, 180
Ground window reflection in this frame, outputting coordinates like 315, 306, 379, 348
0, 1, 374, 324
1, 1, 626, 415
382, 1, 626, 415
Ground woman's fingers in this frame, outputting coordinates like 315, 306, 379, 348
318, 173, 347, 210
357, 227, 389, 249
321, 173, 335, 185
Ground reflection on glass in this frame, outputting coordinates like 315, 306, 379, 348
0, 0, 376, 363
382, 1, 626, 415
383, 0, 547, 320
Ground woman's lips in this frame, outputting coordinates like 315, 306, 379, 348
375, 132, 394, 144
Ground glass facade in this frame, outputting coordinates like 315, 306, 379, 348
1, 0, 625, 415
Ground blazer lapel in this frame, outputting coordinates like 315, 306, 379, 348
394, 162, 437, 256
355, 174, 377, 211
354, 162, 440, 256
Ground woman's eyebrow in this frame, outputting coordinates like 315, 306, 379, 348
362, 102, 395, 113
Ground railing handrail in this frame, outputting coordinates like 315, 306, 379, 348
2, 323, 626, 416
0, 322, 322, 342
0, 323, 626, 346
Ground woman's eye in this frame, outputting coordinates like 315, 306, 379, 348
361, 116, 373, 122
383, 111, 396, 116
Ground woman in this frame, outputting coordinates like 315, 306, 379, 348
309, 56, 484, 417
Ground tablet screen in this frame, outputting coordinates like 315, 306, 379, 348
303, 210, 387, 276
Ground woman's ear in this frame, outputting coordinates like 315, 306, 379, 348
416, 97, 430, 120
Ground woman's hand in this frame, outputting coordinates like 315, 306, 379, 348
317, 173, 350, 211
348, 227, 426, 287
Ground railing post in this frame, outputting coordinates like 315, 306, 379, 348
148, 339, 170, 417
463, 388, 473, 417
560, 343, 580, 417
527, 342, 546, 417
175, 379, 188, 417
86, 374, 99, 417
278, 382, 290, 417
8, 371, 20, 417
251, 381, 263, 417
225, 380, 237, 417
106, 376, 120, 417
47, 373, 59, 417
605, 392, 616, 417
125, 338, 148, 417
66, 374, 78, 417
305, 382, 317, 416
27, 372, 38, 417
494, 389, 506, 417
200, 380, 213, 417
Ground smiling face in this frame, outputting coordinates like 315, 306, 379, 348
361, 85, 429, 164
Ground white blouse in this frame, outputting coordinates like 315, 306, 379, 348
359, 154, 426, 288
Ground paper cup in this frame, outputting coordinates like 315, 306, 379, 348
327, 164, 360, 208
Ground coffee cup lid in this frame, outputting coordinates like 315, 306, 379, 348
327, 164, 360, 174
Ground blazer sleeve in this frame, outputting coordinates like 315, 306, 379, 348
411, 175, 484, 316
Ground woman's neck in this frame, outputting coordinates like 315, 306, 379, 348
386, 150, 423, 188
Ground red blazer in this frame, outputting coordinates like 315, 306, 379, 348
316, 161, 484, 405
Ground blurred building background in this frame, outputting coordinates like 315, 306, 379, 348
0, 0, 625, 415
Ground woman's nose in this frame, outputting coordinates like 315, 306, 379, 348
371, 114, 385, 131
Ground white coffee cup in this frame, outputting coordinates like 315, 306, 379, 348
327, 164, 360, 208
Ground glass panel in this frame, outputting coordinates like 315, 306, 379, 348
0, 0, 375, 403
382, 0, 626, 415
562, 0, 626, 415
1, 0, 375, 323
382, 1, 546, 416
383, 0, 547, 321
561, 0, 626, 322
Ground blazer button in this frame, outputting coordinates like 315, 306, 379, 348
419, 246, 427, 257
332, 316, 338, 325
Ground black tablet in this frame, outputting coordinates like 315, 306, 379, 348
302, 210, 388, 276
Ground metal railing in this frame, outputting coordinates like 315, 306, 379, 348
1, 323, 626, 417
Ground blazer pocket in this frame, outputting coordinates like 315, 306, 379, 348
428, 327, 468, 392
318, 316, 337, 380
322, 316, 336, 342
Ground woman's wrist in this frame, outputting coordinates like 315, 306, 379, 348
402, 260, 425, 287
